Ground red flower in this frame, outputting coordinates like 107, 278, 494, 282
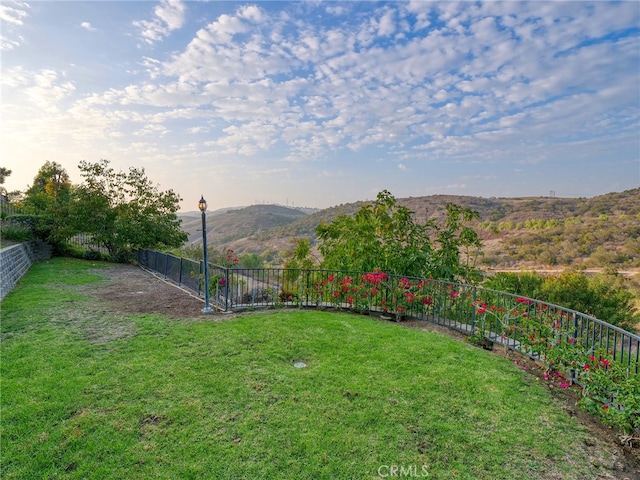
421, 296, 433, 306
602, 405, 609, 410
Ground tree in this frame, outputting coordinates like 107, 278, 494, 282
0, 167, 11, 185
485, 270, 639, 332
316, 190, 482, 282
539, 271, 639, 332
430, 203, 482, 282
20, 161, 74, 248
283, 238, 318, 270
71, 159, 187, 261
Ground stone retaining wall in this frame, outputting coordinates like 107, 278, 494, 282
0, 241, 53, 302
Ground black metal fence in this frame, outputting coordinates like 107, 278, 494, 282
66, 234, 109, 254
137, 248, 639, 374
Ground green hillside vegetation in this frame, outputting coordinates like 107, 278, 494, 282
181, 204, 309, 246
180, 188, 640, 272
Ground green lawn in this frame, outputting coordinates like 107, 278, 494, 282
1, 258, 612, 479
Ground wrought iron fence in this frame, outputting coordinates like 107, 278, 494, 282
137, 248, 639, 374
66, 234, 109, 254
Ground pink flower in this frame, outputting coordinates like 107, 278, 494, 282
584, 364, 591, 371
569, 338, 575, 344
516, 297, 534, 305
558, 382, 570, 389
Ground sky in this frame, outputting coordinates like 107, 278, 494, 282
1, 1, 639, 212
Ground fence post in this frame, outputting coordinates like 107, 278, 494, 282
198, 260, 203, 296
224, 267, 230, 312
179, 257, 183, 286
164, 253, 168, 279
470, 286, 477, 335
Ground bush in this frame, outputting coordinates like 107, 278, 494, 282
0, 222, 33, 242
483, 271, 544, 297
83, 249, 105, 261
110, 250, 134, 264
483, 270, 639, 332
578, 351, 640, 437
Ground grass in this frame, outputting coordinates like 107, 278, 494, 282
1, 258, 613, 479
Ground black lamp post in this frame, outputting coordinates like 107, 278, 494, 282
198, 195, 213, 313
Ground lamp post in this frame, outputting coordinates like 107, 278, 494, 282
198, 195, 213, 314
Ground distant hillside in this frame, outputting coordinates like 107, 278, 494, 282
180, 204, 309, 246
179, 188, 640, 271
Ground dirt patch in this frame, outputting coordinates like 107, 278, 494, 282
89, 265, 211, 319
84, 264, 640, 477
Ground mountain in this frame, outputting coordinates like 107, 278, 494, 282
180, 204, 309, 246
178, 188, 640, 271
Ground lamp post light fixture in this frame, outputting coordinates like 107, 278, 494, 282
198, 195, 214, 314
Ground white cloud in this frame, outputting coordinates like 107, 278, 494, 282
133, 0, 186, 45
2, 1, 638, 207
80, 21, 96, 31
0, 1, 29, 50
0, 2, 28, 26
377, 9, 396, 37
238, 5, 264, 23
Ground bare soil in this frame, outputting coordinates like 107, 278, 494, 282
90, 265, 211, 319
86, 265, 640, 479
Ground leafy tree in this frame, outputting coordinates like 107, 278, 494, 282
283, 238, 318, 270
484, 270, 639, 332
430, 203, 482, 282
316, 190, 482, 282
20, 161, 74, 249
238, 253, 264, 269
539, 271, 639, 332
70, 159, 187, 261
483, 271, 544, 297
0, 167, 11, 185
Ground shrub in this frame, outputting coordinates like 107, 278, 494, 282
83, 249, 104, 261
0, 222, 33, 242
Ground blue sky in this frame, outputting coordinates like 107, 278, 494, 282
1, 1, 639, 211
